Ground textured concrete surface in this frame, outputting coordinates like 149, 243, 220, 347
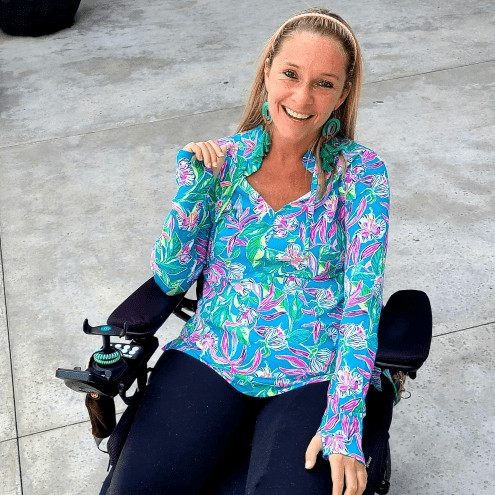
18, 422, 110, 495
0, 0, 494, 494
389, 324, 495, 494
0, 439, 21, 495
0, 247, 16, 442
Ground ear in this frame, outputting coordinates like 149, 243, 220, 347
335, 82, 352, 111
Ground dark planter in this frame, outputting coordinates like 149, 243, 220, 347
0, 0, 82, 36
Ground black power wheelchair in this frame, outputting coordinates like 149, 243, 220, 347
56, 275, 432, 495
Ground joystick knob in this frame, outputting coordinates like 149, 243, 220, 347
93, 349, 122, 367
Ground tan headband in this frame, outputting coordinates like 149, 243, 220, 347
275, 12, 357, 54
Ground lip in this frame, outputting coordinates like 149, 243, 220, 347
282, 105, 313, 121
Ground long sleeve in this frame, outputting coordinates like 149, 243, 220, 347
151, 149, 216, 295
318, 148, 390, 464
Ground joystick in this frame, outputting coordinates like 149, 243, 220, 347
56, 319, 158, 399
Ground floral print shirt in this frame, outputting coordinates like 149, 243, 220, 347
151, 125, 390, 464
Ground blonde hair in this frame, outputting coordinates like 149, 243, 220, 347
238, 8, 363, 194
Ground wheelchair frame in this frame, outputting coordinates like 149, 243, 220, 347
56, 276, 432, 494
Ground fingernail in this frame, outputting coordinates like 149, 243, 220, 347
305, 461, 312, 469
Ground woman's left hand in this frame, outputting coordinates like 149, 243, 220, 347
305, 432, 367, 495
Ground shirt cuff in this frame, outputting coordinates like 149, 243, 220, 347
318, 414, 365, 465
176, 149, 214, 179
177, 149, 195, 161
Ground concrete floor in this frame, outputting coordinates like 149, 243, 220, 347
0, 0, 494, 493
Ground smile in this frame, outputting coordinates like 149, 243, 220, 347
282, 105, 313, 121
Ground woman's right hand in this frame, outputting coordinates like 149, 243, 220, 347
182, 140, 227, 177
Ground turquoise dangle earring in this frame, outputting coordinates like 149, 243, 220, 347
322, 116, 341, 137
262, 101, 272, 122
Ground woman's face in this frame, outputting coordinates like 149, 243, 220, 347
264, 31, 350, 149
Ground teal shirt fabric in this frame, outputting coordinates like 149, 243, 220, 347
152, 125, 390, 464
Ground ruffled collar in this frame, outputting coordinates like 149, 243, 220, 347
246, 125, 348, 176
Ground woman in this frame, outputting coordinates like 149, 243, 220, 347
107, 8, 389, 495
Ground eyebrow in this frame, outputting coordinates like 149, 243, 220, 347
286, 62, 341, 80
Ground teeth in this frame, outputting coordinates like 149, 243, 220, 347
285, 107, 311, 120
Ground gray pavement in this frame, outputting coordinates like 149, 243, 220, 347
0, 0, 494, 493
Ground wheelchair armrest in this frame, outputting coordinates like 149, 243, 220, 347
107, 277, 186, 338
375, 290, 432, 372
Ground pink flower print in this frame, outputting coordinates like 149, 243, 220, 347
227, 141, 240, 159
361, 149, 377, 164
215, 199, 230, 216
255, 363, 272, 379
207, 261, 227, 287
320, 411, 339, 431
177, 241, 193, 265
228, 262, 245, 280
341, 323, 367, 350
158, 216, 174, 243
276, 243, 308, 269
344, 163, 364, 187
327, 324, 339, 344
283, 274, 307, 294
241, 136, 257, 156
176, 158, 195, 186
273, 215, 299, 238
323, 433, 349, 456
342, 415, 361, 441
248, 190, 270, 217
172, 202, 202, 231
314, 288, 337, 309
371, 174, 389, 198
189, 321, 216, 353
274, 373, 291, 388
197, 331, 217, 353
357, 213, 386, 242
230, 278, 254, 296
310, 348, 333, 373
234, 348, 263, 375
237, 305, 258, 325
264, 326, 288, 351
324, 195, 338, 218
336, 366, 363, 397
302, 320, 324, 343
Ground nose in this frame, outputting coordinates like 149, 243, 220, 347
292, 82, 314, 107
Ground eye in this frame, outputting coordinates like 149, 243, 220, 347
317, 80, 334, 89
283, 69, 297, 79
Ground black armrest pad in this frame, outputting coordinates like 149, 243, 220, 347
375, 290, 432, 370
107, 277, 185, 336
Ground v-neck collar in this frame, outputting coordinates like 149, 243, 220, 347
214, 125, 346, 223
240, 175, 312, 215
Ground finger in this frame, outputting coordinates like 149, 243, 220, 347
342, 464, 358, 495
208, 140, 229, 170
205, 142, 219, 169
356, 465, 367, 495
198, 142, 215, 168
215, 144, 228, 172
304, 433, 322, 470
182, 142, 203, 161
329, 456, 345, 495
208, 140, 224, 157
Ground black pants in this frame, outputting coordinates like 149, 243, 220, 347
105, 348, 394, 495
